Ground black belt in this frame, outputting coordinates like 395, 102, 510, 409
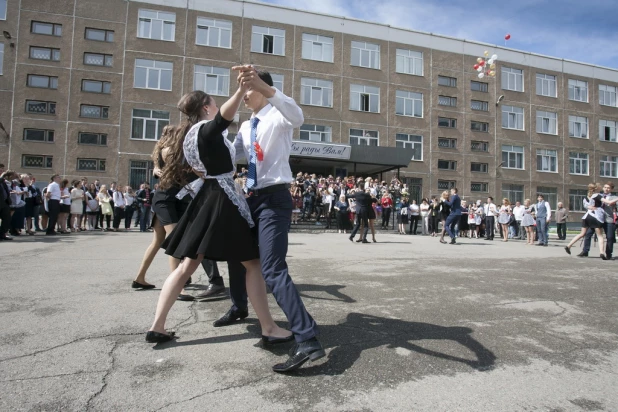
247, 183, 290, 197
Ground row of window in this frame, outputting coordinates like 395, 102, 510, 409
21, 155, 106, 171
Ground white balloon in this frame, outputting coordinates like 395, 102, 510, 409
491, 54, 498, 60
478, 72, 485, 79
477, 66, 483, 72
487, 59, 494, 65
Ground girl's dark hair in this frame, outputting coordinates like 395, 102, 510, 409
61, 179, 69, 189
159, 91, 212, 190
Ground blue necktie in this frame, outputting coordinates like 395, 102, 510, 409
246, 117, 260, 190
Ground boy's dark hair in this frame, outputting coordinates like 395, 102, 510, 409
50, 174, 59, 181
452, 187, 458, 194
488, 196, 494, 201
257, 70, 274, 87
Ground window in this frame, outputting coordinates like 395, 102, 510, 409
438, 76, 457, 87
471, 141, 489, 152
24, 129, 54, 142
350, 84, 380, 113
82, 80, 111, 94
471, 162, 488, 173
502, 105, 524, 130
568, 79, 588, 102
349, 129, 378, 146
536, 149, 557, 173
271, 74, 283, 92
566, 115, 587, 139
29, 46, 60, 61
31, 21, 62, 36
134, 59, 172, 91
438, 137, 457, 149
395, 49, 423, 76
438, 160, 457, 170
502, 184, 524, 204
0, 43, 3, 75
471, 100, 488, 111
471, 121, 489, 132
0, 0, 6, 20
536, 73, 557, 97
351, 41, 380, 69
396, 133, 423, 161
85, 28, 114, 42
22, 155, 53, 169
78, 132, 107, 146
251, 26, 285, 55
569, 189, 588, 212
537, 187, 557, 210
302, 33, 334, 63
501, 67, 523, 92
471, 81, 488, 92
194, 65, 229, 96
27, 74, 58, 89
301, 78, 333, 107
80, 104, 109, 119
438, 95, 457, 107
84, 53, 113, 67
438, 180, 456, 190
77, 158, 106, 172
502, 145, 524, 169
196, 17, 232, 48
138, 9, 175, 41
600, 155, 618, 178
25, 100, 56, 115
131, 109, 170, 140
599, 85, 617, 107
396, 90, 423, 117
129, 160, 156, 189
600, 120, 617, 142
438, 117, 456, 128
536, 111, 557, 135
569, 152, 589, 175
299, 124, 332, 142
471, 182, 488, 193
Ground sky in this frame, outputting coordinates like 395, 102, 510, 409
256, 0, 618, 69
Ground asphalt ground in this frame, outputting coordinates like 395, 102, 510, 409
1, 230, 617, 411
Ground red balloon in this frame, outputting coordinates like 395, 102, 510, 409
479, 60, 485, 66
505, 34, 511, 40
473, 64, 479, 70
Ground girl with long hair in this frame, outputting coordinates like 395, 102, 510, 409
70, 180, 84, 232
521, 199, 535, 245
124, 186, 136, 230
498, 198, 512, 242
85, 184, 99, 230
58, 179, 71, 234
438, 191, 450, 243
97, 185, 113, 231
565, 183, 607, 259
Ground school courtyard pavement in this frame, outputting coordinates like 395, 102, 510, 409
1, 230, 617, 411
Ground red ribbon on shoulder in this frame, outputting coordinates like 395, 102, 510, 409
254, 142, 264, 162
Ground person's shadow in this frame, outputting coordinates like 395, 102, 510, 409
295, 284, 356, 303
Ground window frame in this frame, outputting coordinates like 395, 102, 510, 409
569, 189, 588, 212
395, 90, 423, 118
271, 73, 284, 92
395, 133, 423, 161
536, 73, 557, 97
137, 9, 176, 42
78, 132, 108, 146
502, 144, 525, 170
536, 110, 558, 135
349, 128, 379, 146
471, 162, 489, 173
599, 119, 617, 142
438, 180, 457, 190
600, 155, 618, 178
471, 100, 489, 111
134, 58, 173, 91
81, 79, 112, 94
22, 154, 54, 169
438, 95, 457, 107
502, 105, 525, 131
437, 137, 457, 149
25, 100, 56, 115
79, 104, 109, 120
569, 152, 589, 176
85, 27, 114, 42
599, 84, 617, 107
29, 46, 60, 61
437, 159, 457, 171
299, 124, 332, 142
438, 117, 457, 128
471, 140, 489, 152
350, 41, 380, 69
77, 158, 106, 172
0, 0, 6, 20
193, 65, 230, 97
196, 17, 232, 49
300, 77, 333, 108
131, 108, 170, 141
301, 33, 334, 63
350, 84, 380, 113
437, 75, 457, 87
471, 121, 489, 133
471, 80, 488, 93
567, 115, 588, 139
23, 128, 55, 143
568, 79, 588, 103
26, 74, 58, 89
502, 184, 524, 205
536, 148, 558, 173
251, 25, 285, 56
31, 21, 62, 36
471, 182, 489, 193
501, 67, 524, 92
83, 52, 113, 67
395, 48, 423, 76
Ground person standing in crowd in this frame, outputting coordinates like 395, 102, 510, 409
599, 182, 618, 260
322, 187, 334, 229
381, 191, 393, 229
512, 201, 525, 240
45, 174, 62, 236
438, 191, 451, 243
366, 189, 378, 242
70, 180, 84, 232
301, 185, 315, 221
498, 198, 512, 242
112, 183, 126, 232
420, 198, 430, 235
441, 187, 461, 245
521, 199, 536, 245
291, 184, 302, 225
565, 183, 607, 259
124, 186, 136, 230
57, 179, 71, 234
0, 167, 12, 240
468, 202, 478, 238
334, 194, 351, 234
9, 173, 28, 236
136, 183, 152, 232
85, 183, 99, 230
23, 174, 38, 235
398, 196, 409, 235
429, 197, 440, 237
484, 196, 497, 241
79, 177, 88, 230
409, 199, 420, 235
533, 193, 551, 246
97, 185, 113, 231
554, 202, 569, 241
459, 200, 469, 238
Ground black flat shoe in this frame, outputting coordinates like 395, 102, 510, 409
348, 236, 354, 242
601, 254, 608, 260
261, 334, 294, 347
213, 307, 249, 327
272, 338, 326, 373
439, 240, 447, 244
145, 331, 176, 343
177, 294, 195, 301
355, 239, 363, 243
132, 281, 156, 289
362, 239, 370, 244
564, 246, 571, 255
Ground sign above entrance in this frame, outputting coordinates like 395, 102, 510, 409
290, 141, 352, 160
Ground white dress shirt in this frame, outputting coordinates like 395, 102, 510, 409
513, 205, 525, 221
234, 89, 304, 189
113, 191, 125, 207
124, 193, 135, 206
47, 182, 61, 200
484, 203, 497, 217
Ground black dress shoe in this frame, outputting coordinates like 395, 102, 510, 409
196, 284, 225, 299
261, 334, 294, 347
0, 235, 13, 241
348, 236, 354, 242
177, 294, 195, 301
145, 331, 176, 343
449, 239, 456, 244
272, 338, 326, 373
577, 251, 588, 257
213, 307, 249, 327
132, 281, 156, 289
361, 239, 370, 244
601, 254, 608, 261
564, 246, 571, 255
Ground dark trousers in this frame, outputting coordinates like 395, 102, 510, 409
47, 199, 61, 234
124, 207, 134, 229
301, 201, 312, 220
140, 205, 151, 231
583, 223, 616, 256
485, 216, 495, 239
556, 223, 567, 240
113, 207, 124, 229
134, 206, 141, 226
409, 216, 419, 234
336, 211, 349, 230
430, 215, 440, 233
33, 205, 41, 230
228, 189, 318, 343
202, 259, 224, 286
0, 202, 10, 235
445, 213, 459, 239
516, 221, 524, 239
350, 210, 369, 240
381, 208, 391, 228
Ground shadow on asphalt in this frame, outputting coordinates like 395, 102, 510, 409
296, 284, 356, 303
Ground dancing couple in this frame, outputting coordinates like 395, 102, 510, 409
146, 66, 325, 373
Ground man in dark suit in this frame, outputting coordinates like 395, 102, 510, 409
0, 166, 13, 240
347, 184, 374, 243
443, 187, 462, 245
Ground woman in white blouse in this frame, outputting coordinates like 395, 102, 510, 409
70, 180, 84, 232
97, 185, 113, 231
124, 186, 136, 230
112, 184, 126, 232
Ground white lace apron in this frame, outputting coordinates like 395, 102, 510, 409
176, 120, 255, 228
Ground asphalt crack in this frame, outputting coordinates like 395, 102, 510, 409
0, 370, 109, 383
85, 340, 119, 409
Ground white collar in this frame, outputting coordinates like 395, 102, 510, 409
251, 104, 273, 121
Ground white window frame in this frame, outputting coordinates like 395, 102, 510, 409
300, 78, 333, 108
536, 110, 557, 135
599, 84, 617, 107
568, 115, 588, 139
568, 79, 588, 102
196, 17, 232, 49
194, 65, 229, 96
501, 67, 524, 92
351, 41, 380, 69
569, 152, 589, 176
301, 33, 334, 63
536, 73, 557, 97
396, 90, 423, 118
395, 133, 423, 161
0, 0, 6, 20
131, 109, 170, 141
600, 120, 617, 142
395, 49, 423, 76
134, 59, 173, 91
0, 43, 4, 75
251, 25, 285, 56
299, 124, 332, 142
349, 128, 378, 146
502, 105, 524, 130
536, 149, 558, 173
29, 46, 60, 61
350, 84, 380, 113
138, 9, 176, 42
502, 145, 524, 170
600, 155, 618, 178
271, 74, 283, 92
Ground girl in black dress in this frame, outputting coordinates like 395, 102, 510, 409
147, 84, 292, 343
438, 191, 451, 243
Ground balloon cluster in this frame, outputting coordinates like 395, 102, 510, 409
473, 51, 498, 79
